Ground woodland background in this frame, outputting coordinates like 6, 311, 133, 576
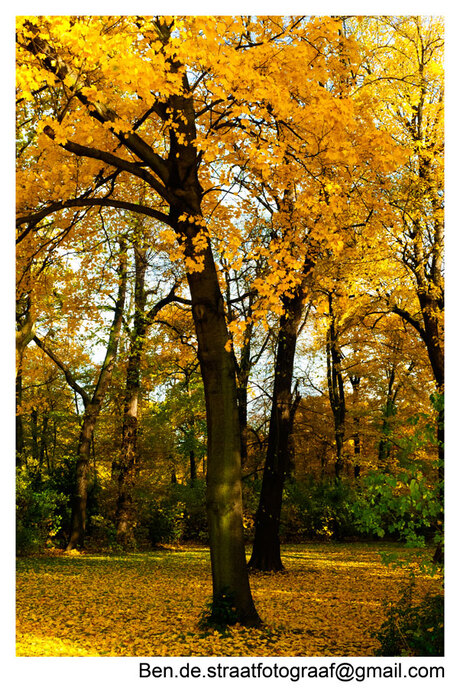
15, 15, 444, 657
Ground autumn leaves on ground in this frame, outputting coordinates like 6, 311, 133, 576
16, 544, 440, 657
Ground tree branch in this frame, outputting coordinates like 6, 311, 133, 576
17, 197, 171, 233
33, 335, 90, 407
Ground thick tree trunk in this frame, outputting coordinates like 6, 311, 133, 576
418, 291, 444, 470
161, 66, 259, 622
185, 240, 260, 624
249, 288, 305, 571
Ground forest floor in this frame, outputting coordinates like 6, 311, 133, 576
16, 542, 442, 657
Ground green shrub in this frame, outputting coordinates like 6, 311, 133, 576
352, 470, 443, 546
147, 500, 186, 545
374, 578, 444, 656
140, 480, 208, 546
173, 481, 208, 542
88, 514, 119, 549
280, 478, 358, 541
16, 465, 68, 554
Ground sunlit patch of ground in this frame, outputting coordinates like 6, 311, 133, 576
16, 543, 441, 657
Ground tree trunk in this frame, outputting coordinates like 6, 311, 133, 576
39, 412, 49, 469
31, 408, 39, 463
162, 66, 259, 623
67, 405, 98, 549
114, 243, 147, 545
16, 359, 25, 466
326, 296, 346, 480
189, 449, 197, 483
349, 375, 361, 479
66, 241, 127, 550
418, 291, 444, 471
249, 288, 305, 571
115, 394, 139, 545
378, 366, 397, 467
185, 240, 260, 624
235, 316, 253, 469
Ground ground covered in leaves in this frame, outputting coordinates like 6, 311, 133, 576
16, 543, 441, 657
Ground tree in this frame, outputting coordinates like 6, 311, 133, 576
353, 16, 444, 463
16, 14, 444, 621
112, 223, 185, 545
34, 238, 127, 549
17, 15, 270, 624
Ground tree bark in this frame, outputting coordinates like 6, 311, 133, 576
184, 239, 259, 624
114, 243, 147, 545
326, 296, 346, 480
378, 366, 398, 467
249, 287, 305, 571
39, 412, 49, 469
31, 408, 39, 463
16, 358, 25, 466
113, 242, 184, 543
349, 375, 361, 479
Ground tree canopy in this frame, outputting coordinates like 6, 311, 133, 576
16, 14, 444, 633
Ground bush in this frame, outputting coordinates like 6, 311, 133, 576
352, 470, 443, 546
147, 500, 186, 545
280, 478, 359, 541
143, 480, 208, 546
374, 577, 444, 656
88, 514, 119, 549
16, 465, 68, 554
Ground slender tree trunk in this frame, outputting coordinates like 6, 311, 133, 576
237, 382, 249, 468
16, 358, 25, 466
114, 243, 147, 545
378, 367, 397, 467
51, 420, 57, 473
235, 316, 253, 469
185, 369, 198, 484
326, 297, 346, 480
189, 449, 197, 483
249, 288, 305, 571
16, 293, 35, 375
67, 405, 98, 549
66, 241, 127, 550
113, 241, 181, 543
349, 375, 361, 479
31, 408, 39, 463
39, 412, 49, 469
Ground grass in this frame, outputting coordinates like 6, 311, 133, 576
16, 542, 441, 657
